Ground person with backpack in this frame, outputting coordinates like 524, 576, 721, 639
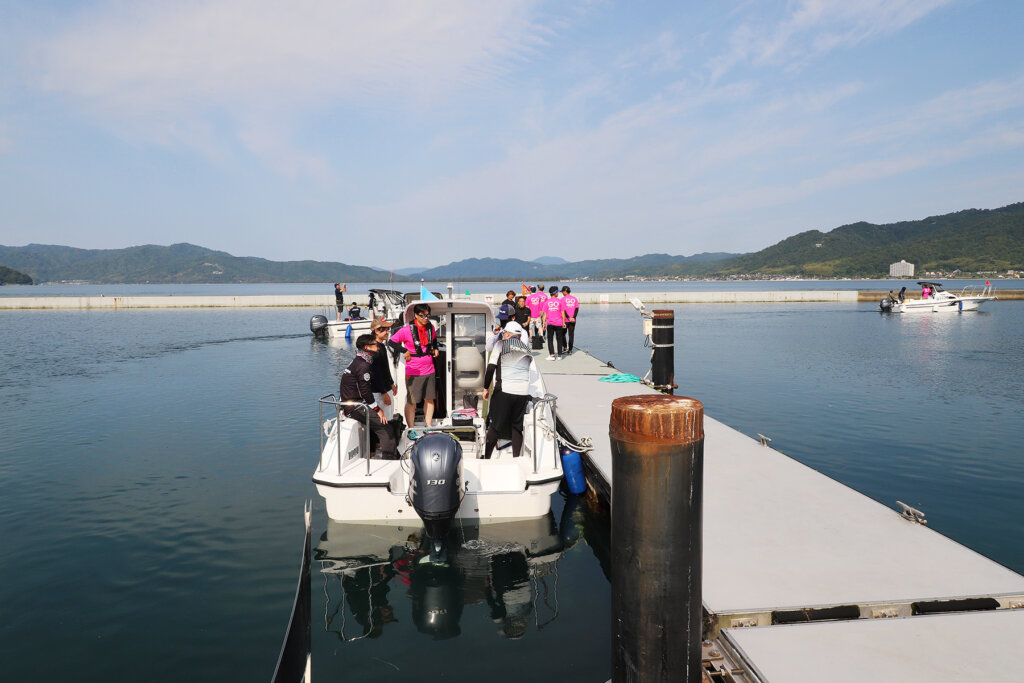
497, 290, 517, 326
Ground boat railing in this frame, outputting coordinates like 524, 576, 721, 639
318, 395, 374, 477
959, 283, 994, 299
530, 393, 561, 475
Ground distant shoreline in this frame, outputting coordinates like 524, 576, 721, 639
3, 289, 1022, 310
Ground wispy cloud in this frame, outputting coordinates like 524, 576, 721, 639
31, 0, 551, 175
844, 75, 1024, 147
709, 0, 954, 80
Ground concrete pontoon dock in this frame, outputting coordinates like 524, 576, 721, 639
532, 349, 1024, 681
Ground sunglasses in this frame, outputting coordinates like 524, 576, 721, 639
415, 312, 429, 318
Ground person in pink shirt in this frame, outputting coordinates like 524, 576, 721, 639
542, 286, 567, 359
387, 303, 439, 427
526, 286, 546, 340
560, 286, 579, 354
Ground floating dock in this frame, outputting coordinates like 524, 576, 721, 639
532, 349, 1024, 681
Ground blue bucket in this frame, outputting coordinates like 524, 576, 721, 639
560, 447, 586, 495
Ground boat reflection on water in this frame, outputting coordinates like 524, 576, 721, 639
316, 509, 579, 642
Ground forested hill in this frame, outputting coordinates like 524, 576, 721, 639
713, 203, 1024, 278
0, 265, 33, 285
0, 243, 392, 284
3, 202, 1021, 283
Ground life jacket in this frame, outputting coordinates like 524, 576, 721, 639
407, 322, 437, 357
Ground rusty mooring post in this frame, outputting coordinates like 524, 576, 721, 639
610, 395, 704, 683
650, 309, 675, 394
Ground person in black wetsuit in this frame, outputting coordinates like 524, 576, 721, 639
339, 334, 398, 459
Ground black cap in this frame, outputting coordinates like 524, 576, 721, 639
355, 334, 376, 350
548, 286, 558, 294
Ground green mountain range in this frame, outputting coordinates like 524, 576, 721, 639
2, 202, 1021, 283
0, 243, 390, 284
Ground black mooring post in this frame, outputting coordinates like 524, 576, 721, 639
650, 309, 675, 394
610, 395, 704, 683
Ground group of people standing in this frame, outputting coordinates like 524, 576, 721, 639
335, 284, 582, 463
496, 284, 580, 361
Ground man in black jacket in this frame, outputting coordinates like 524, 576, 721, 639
339, 334, 398, 459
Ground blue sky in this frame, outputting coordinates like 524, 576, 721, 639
1, 1, 1022, 269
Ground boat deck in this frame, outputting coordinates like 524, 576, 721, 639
533, 347, 1024, 681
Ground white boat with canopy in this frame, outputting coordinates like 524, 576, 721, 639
880, 281, 997, 313
312, 296, 564, 540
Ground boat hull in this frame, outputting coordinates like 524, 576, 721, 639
895, 297, 994, 313
315, 476, 561, 524
324, 319, 373, 337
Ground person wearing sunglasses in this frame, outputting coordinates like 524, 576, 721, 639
387, 303, 439, 427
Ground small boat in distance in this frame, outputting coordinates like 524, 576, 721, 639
310, 288, 409, 338
880, 281, 997, 313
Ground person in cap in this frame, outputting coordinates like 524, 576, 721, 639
370, 319, 398, 420
338, 334, 398, 459
334, 282, 347, 321
542, 286, 566, 360
483, 321, 540, 459
560, 286, 579, 354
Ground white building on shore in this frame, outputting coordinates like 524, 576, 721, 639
889, 260, 915, 277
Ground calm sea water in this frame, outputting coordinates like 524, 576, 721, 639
1, 299, 1022, 681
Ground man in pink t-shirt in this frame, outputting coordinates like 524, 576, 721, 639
388, 303, 439, 426
526, 286, 546, 339
542, 286, 566, 359
560, 286, 579, 354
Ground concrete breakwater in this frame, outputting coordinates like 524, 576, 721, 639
2, 290, 1021, 310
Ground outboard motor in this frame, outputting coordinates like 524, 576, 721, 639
310, 314, 329, 335
879, 298, 893, 312
408, 433, 464, 563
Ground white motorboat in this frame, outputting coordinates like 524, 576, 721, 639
310, 288, 409, 339
879, 281, 997, 313
312, 296, 565, 557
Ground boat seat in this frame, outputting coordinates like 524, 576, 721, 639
454, 346, 485, 389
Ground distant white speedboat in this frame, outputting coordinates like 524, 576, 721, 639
880, 281, 997, 313
312, 297, 564, 561
310, 288, 409, 339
